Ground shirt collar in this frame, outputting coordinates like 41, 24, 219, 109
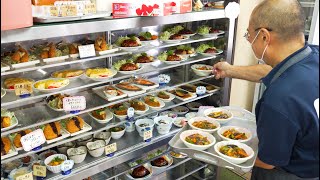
261, 43, 309, 87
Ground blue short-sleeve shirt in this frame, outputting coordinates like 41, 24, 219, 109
255, 44, 319, 178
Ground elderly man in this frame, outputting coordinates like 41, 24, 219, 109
213, 0, 319, 179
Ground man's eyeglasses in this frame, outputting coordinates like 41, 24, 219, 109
244, 27, 273, 41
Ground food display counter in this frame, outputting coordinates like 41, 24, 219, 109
1, 6, 247, 180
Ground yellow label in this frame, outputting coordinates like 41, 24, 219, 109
105, 143, 117, 155
33, 165, 47, 177
84, 3, 96, 15
49, 6, 58, 16
14, 82, 33, 96
16, 172, 33, 180
61, 5, 77, 17
143, 130, 153, 141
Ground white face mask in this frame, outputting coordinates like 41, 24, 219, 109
251, 30, 268, 64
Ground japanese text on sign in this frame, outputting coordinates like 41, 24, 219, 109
14, 82, 33, 96
20, 129, 46, 152
84, 3, 96, 14
63, 96, 86, 111
33, 165, 47, 177
143, 130, 153, 141
61, 5, 77, 17
78, 44, 96, 59
16, 172, 33, 180
105, 143, 117, 155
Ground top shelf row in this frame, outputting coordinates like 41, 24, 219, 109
1, 9, 226, 44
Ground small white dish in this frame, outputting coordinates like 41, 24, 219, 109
200, 49, 224, 56
171, 106, 189, 115
2, 159, 23, 173
135, 119, 155, 137
86, 140, 106, 157
154, 116, 174, 135
162, 36, 189, 44
173, 117, 188, 128
150, 155, 173, 174
186, 102, 202, 111
180, 130, 216, 151
143, 97, 165, 111
125, 163, 153, 180
94, 131, 112, 145
88, 109, 114, 124
217, 126, 252, 143
67, 146, 87, 164
188, 117, 221, 134
11, 60, 40, 69
214, 141, 254, 165
191, 64, 213, 77
76, 135, 93, 146
110, 125, 126, 139
203, 108, 233, 124
159, 111, 178, 119
8, 167, 32, 180
44, 154, 68, 173
43, 55, 69, 64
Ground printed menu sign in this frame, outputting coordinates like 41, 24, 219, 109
20, 129, 46, 152
63, 96, 86, 111
105, 143, 117, 155
33, 165, 47, 177
61, 5, 77, 17
14, 82, 33, 96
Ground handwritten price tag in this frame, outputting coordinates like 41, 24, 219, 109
33, 165, 47, 177
196, 86, 206, 96
61, 4, 77, 17
20, 129, 46, 152
84, 3, 96, 15
143, 130, 153, 141
78, 44, 96, 59
16, 172, 33, 180
105, 143, 117, 155
127, 107, 135, 118
61, 160, 74, 172
50, 6, 58, 16
14, 82, 33, 96
63, 96, 86, 111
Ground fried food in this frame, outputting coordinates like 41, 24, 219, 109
121, 39, 139, 47
120, 63, 138, 71
178, 29, 193, 35
157, 91, 170, 99
144, 96, 160, 107
66, 116, 84, 133
91, 108, 107, 120
131, 166, 150, 178
204, 48, 217, 53
134, 78, 155, 86
116, 82, 142, 91
11, 46, 29, 63
1, 116, 11, 128
110, 104, 128, 115
44, 122, 61, 140
13, 129, 32, 148
94, 37, 109, 51
167, 54, 181, 61
68, 43, 79, 54
130, 100, 146, 111
151, 157, 168, 167
52, 69, 84, 78
4, 78, 33, 90
1, 137, 11, 156
135, 54, 153, 63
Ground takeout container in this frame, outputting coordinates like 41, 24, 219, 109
44, 154, 68, 173
180, 130, 216, 151
214, 141, 254, 165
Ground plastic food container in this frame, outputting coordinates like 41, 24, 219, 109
1, 0, 33, 30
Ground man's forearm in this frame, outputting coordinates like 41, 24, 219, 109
228, 64, 272, 82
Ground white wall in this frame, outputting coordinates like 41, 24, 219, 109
229, 0, 262, 110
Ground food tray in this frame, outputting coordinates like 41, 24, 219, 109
33, 12, 112, 23
169, 106, 258, 172
1, 139, 18, 160
46, 128, 70, 144
93, 85, 128, 102
191, 81, 221, 94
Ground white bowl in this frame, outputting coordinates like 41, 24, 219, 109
150, 155, 173, 174
44, 154, 68, 173
191, 64, 213, 77
185, 112, 197, 120
94, 131, 112, 145
135, 119, 155, 137
154, 116, 174, 135
39, 150, 57, 161
203, 108, 233, 124
110, 125, 126, 139
173, 117, 188, 128
214, 141, 254, 164
125, 163, 153, 180
180, 130, 216, 151
88, 109, 114, 124
86, 140, 106, 158
57, 141, 76, 154
67, 146, 87, 164
186, 102, 202, 111
188, 117, 220, 134
171, 106, 189, 115
217, 126, 252, 143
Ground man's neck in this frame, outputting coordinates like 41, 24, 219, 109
270, 39, 306, 67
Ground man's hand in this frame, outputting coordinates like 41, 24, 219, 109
213, 61, 233, 79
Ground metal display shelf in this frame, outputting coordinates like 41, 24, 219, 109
1, 91, 217, 163
1, 10, 226, 44
1, 54, 219, 108
1, 73, 217, 136
47, 127, 181, 180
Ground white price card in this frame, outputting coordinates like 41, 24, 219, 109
78, 44, 96, 59
33, 165, 47, 177
63, 96, 86, 111
196, 86, 206, 95
105, 143, 117, 155
127, 107, 135, 118
16, 172, 33, 180
61, 160, 74, 172
158, 74, 171, 84
20, 129, 46, 152
14, 82, 33, 96
143, 130, 153, 141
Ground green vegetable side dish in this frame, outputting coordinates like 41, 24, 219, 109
159, 31, 172, 41
139, 32, 152, 40
197, 25, 211, 34
113, 59, 134, 70
110, 126, 124, 132
196, 44, 215, 53
176, 45, 193, 51
115, 36, 140, 47
157, 52, 168, 61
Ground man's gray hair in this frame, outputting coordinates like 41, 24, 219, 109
251, 0, 306, 41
